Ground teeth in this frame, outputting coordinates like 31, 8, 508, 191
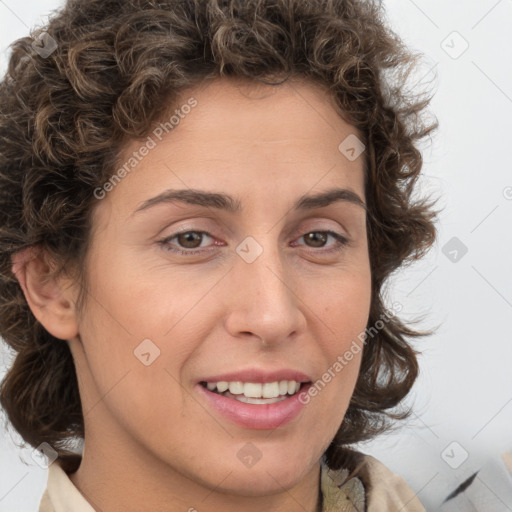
228, 381, 244, 394
204, 380, 303, 398
232, 394, 287, 405
244, 383, 262, 398
288, 380, 298, 394
262, 382, 279, 398
216, 381, 229, 393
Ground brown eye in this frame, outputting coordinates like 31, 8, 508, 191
176, 231, 204, 249
159, 230, 217, 255
294, 231, 349, 253
303, 232, 328, 247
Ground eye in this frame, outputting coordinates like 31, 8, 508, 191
293, 230, 349, 253
158, 230, 219, 255
158, 229, 349, 257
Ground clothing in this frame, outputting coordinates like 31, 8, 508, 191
320, 451, 425, 511
439, 451, 512, 512
38, 451, 425, 512
38, 460, 95, 512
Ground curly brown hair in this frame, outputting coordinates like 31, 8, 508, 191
0, 0, 437, 473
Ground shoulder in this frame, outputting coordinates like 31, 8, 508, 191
38, 488, 53, 512
321, 450, 425, 512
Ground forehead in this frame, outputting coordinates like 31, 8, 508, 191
93, 76, 365, 226
171, 76, 358, 151
118, 75, 363, 163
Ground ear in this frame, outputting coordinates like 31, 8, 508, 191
11, 246, 80, 341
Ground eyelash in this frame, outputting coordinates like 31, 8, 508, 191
158, 230, 350, 256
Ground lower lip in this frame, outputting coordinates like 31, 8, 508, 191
196, 383, 312, 430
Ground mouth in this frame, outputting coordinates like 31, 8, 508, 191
197, 378, 313, 429
199, 380, 309, 405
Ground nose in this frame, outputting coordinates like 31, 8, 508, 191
223, 239, 307, 347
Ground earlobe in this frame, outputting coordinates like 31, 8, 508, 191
11, 246, 79, 341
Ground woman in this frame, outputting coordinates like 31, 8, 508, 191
0, 0, 437, 510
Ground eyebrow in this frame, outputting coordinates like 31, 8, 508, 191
132, 187, 367, 216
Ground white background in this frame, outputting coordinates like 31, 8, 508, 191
1, 0, 511, 510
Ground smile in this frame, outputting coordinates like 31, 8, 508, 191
197, 380, 312, 429
201, 380, 302, 403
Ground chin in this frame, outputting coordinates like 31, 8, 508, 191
212, 451, 314, 495
214, 468, 303, 497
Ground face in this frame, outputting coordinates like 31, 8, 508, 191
69, 77, 371, 496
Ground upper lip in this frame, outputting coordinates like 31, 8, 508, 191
198, 368, 312, 384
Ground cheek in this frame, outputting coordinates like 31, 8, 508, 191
82, 240, 224, 344
76, 299, 190, 440
318, 263, 372, 346
308, 262, 371, 410
73, 263, 207, 421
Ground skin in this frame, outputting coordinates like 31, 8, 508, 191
13, 77, 371, 512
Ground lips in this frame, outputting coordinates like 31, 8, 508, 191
195, 368, 313, 429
